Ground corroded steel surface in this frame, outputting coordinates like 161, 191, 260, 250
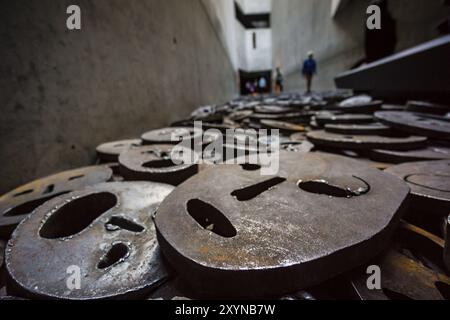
155, 151, 409, 298
6, 182, 174, 300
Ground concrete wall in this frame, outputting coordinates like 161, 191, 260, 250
272, 0, 450, 92
0, 0, 237, 193
245, 29, 273, 71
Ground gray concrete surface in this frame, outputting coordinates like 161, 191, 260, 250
0, 0, 237, 194
272, 0, 450, 92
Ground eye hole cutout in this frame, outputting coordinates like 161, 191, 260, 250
231, 177, 286, 201
105, 216, 144, 233
382, 288, 413, 300
142, 159, 178, 169
13, 189, 34, 197
240, 164, 261, 171
39, 192, 117, 239
43, 184, 55, 195
69, 174, 85, 181
3, 191, 70, 217
97, 243, 130, 270
298, 176, 370, 198
186, 199, 237, 238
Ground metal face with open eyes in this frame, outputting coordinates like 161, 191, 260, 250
119, 144, 198, 186
5, 182, 174, 300
155, 151, 409, 298
0, 165, 113, 239
385, 160, 450, 215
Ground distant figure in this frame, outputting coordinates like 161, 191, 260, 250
302, 51, 317, 94
275, 67, 284, 93
365, 0, 397, 63
258, 76, 267, 94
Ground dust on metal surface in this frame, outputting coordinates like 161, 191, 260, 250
5, 182, 174, 300
324, 123, 391, 135
155, 151, 409, 298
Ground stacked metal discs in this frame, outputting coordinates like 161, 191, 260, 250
0, 92, 449, 300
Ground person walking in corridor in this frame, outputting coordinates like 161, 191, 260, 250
302, 51, 317, 94
275, 67, 284, 93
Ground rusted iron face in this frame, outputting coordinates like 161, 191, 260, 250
351, 222, 450, 300
155, 151, 409, 298
6, 182, 174, 300
307, 130, 427, 151
370, 146, 450, 164
333, 95, 383, 114
254, 105, 297, 114
0, 166, 113, 239
96, 139, 142, 162
315, 114, 374, 126
141, 127, 203, 145
324, 123, 391, 136
375, 111, 450, 141
406, 101, 450, 116
119, 145, 198, 186
385, 160, 450, 215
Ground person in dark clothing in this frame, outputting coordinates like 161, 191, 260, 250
302, 51, 317, 94
275, 67, 284, 93
365, 0, 397, 63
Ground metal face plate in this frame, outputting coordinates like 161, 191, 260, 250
385, 160, 450, 205
324, 123, 391, 135
260, 120, 305, 132
0, 166, 113, 239
155, 152, 409, 297
375, 111, 450, 140
407, 101, 450, 116
254, 105, 297, 114
96, 139, 142, 162
141, 127, 203, 145
315, 114, 374, 125
370, 146, 450, 164
6, 182, 174, 300
307, 130, 427, 151
119, 145, 198, 186
334, 95, 382, 113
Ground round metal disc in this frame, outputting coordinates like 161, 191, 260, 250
0, 165, 113, 239
155, 151, 409, 298
260, 120, 305, 132
324, 123, 391, 135
141, 127, 203, 145
96, 139, 142, 162
370, 146, 450, 163
385, 160, 450, 213
119, 145, 198, 186
6, 182, 174, 300
307, 130, 427, 151
407, 101, 450, 116
254, 105, 297, 114
226, 110, 253, 122
335, 95, 382, 113
315, 114, 374, 125
375, 111, 450, 141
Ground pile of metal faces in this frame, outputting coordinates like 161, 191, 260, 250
1, 91, 449, 300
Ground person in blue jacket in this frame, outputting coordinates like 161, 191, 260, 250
302, 51, 317, 93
